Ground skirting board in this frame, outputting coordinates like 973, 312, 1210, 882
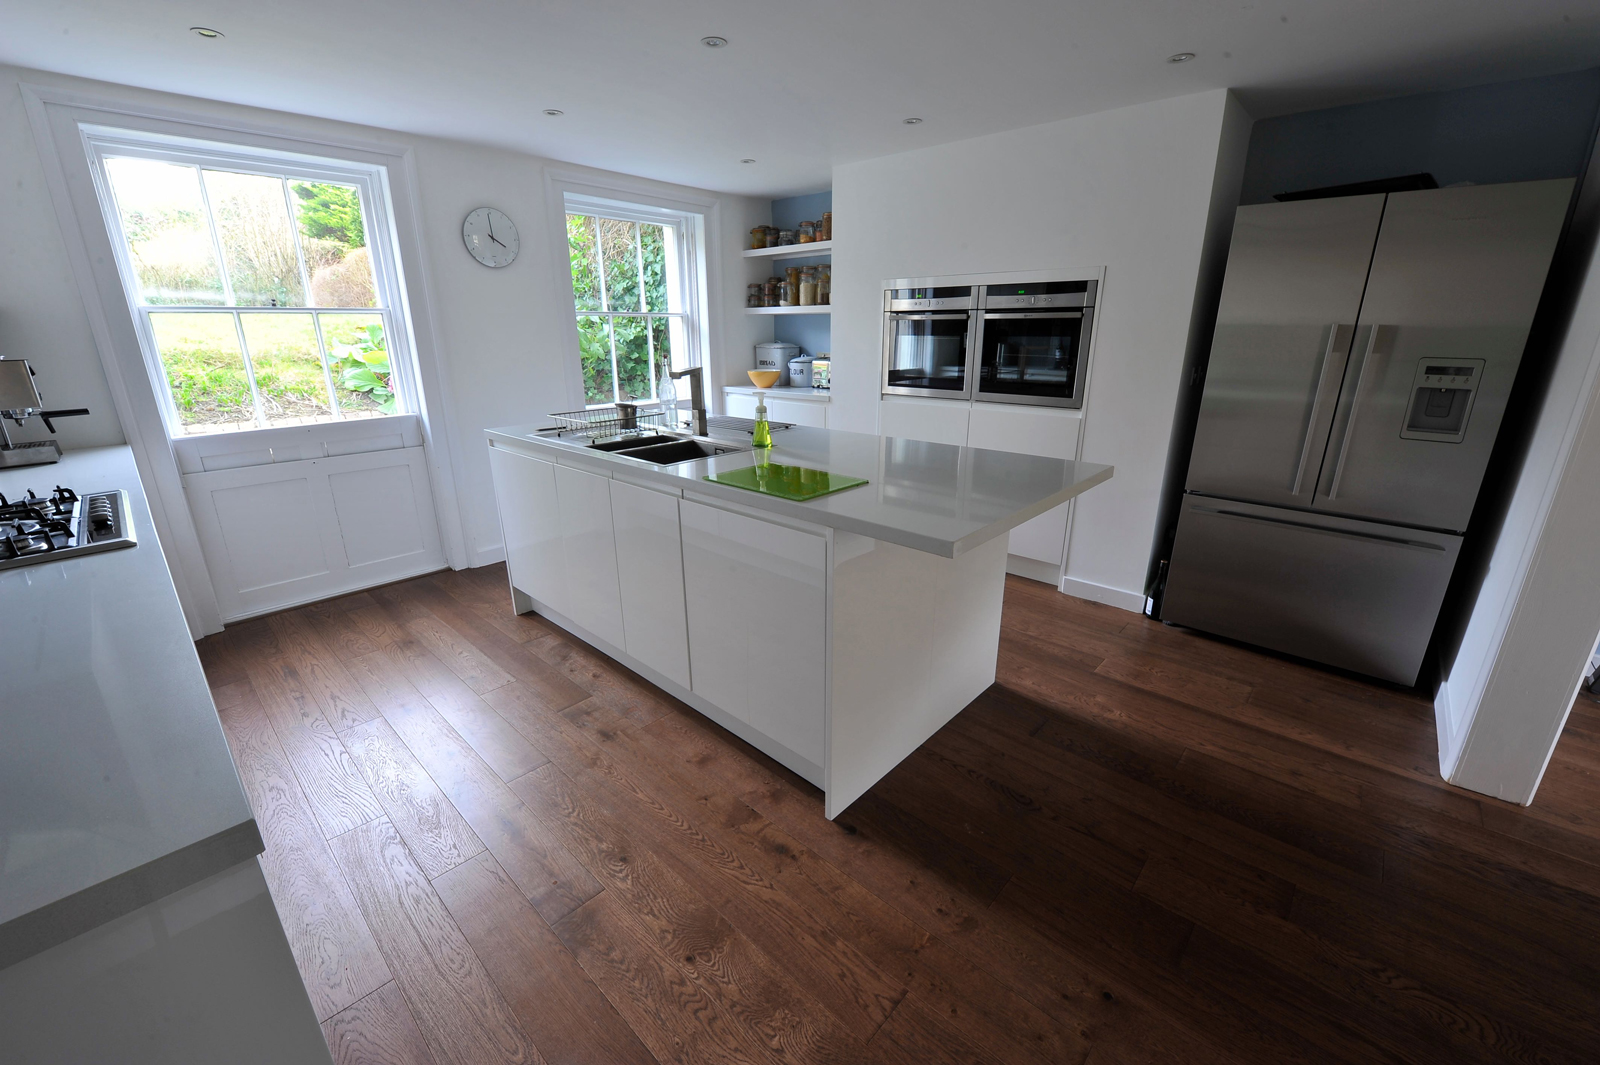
1434, 679, 1464, 780
1006, 554, 1061, 585
1059, 575, 1146, 613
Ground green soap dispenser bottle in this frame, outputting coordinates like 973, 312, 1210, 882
752, 390, 773, 451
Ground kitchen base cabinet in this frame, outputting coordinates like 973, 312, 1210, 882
553, 463, 626, 650
880, 396, 970, 446
967, 403, 1082, 576
489, 445, 569, 616
610, 478, 692, 690
768, 397, 827, 428
680, 499, 827, 773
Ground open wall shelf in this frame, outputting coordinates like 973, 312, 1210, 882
741, 241, 833, 261
744, 306, 832, 316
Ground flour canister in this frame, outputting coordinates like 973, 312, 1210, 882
788, 356, 815, 389
755, 342, 798, 384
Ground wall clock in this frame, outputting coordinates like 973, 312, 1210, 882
462, 207, 519, 267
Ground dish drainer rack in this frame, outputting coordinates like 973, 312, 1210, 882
546, 402, 675, 439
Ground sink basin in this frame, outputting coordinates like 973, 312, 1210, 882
614, 438, 748, 465
587, 433, 681, 452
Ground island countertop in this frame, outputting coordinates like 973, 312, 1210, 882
485, 423, 1113, 557
0, 447, 261, 970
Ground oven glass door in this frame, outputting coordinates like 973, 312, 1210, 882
883, 313, 974, 396
976, 310, 1089, 407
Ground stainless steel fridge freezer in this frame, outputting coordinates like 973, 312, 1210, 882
1162, 178, 1573, 685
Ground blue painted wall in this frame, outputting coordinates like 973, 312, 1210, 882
1240, 68, 1600, 204
763, 191, 833, 359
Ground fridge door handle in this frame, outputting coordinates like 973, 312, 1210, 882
1291, 324, 1355, 498
1325, 324, 1392, 500
1189, 503, 1447, 551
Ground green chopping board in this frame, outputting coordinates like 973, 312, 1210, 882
704, 461, 867, 500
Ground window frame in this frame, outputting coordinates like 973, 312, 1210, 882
81, 125, 421, 438
562, 192, 706, 408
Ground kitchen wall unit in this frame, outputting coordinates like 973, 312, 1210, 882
830, 89, 1252, 610
881, 396, 1084, 582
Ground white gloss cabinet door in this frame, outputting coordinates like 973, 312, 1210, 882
968, 403, 1081, 567
679, 500, 827, 768
768, 398, 827, 428
609, 480, 691, 690
553, 463, 626, 648
724, 392, 758, 419
489, 444, 568, 615
879, 397, 970, 445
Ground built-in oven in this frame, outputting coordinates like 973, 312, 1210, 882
881, 285, 979, 399
974, 280, 1096, 408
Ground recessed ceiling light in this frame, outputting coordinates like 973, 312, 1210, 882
903, 117, 923, 125
740, 158, 756, 164
1167, 52, 1195, 63
189, 26, 224, 38
701, 36, 728, 48
543, 109, 564, 116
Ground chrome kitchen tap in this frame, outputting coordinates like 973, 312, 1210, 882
669, 366, 708, 436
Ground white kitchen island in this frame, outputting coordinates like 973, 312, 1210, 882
486, 423, 1112, 818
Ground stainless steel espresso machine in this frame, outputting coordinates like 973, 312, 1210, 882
1159, 179, 1574, 685
0, 359, 90, 468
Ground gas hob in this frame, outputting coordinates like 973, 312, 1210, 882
0, 485, 136, 571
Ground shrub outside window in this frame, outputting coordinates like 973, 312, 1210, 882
98, 151, 403, 434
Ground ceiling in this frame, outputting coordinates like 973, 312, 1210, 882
2, 0, 1597, 196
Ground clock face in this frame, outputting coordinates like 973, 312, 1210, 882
462, 207, 519, 267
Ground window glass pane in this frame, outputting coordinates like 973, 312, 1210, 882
578, 315, 614, 405
320, 313, 393, 418
651, 317, 676, 383
567, 214, 602, 312
612, 316, 653, 401
203, 170, 305, 307
290, 181, 377, 308
599, 217, 640, 312
104, 158, 225, 306
148, 312, 255, 432
241, 312, 333, 426
640, 223, 669, 314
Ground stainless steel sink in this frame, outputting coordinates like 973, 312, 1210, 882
614, 437, 748, 465
587, 433, 680, 452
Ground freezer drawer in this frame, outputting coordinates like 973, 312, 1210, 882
1162, 496, 1462, 685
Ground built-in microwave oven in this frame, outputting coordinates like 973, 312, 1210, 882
974, 280, 1096, 409
880, 286, 979, 399
881, 279, 1096, 408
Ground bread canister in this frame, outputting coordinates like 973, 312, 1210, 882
755, 341, 799, 383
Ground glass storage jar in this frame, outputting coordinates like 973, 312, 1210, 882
778, 229, 796, 246
819, 212, 832, 241
798, 266, 818, 306
763, 277, 781, 307
750, 227, 767, 251
797, 221, 815, 243
747, 282, 763, 307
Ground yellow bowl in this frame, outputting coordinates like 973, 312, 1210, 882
747, 370, 781, 388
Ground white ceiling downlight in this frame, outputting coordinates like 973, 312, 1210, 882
740, 158, 756, 164
1167, 52, 1196, 63
189, 26, 223, 38
543, 108, 564, 116
701, 36, 728, 48
902, 117, 923, 124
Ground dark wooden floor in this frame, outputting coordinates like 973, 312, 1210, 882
196, 565, 1600, 1065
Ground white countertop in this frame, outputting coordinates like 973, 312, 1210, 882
0, 447, 260, 969
723, 385, 831, 402
486, 424, 1112, 557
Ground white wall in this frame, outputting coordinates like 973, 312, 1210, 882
1435, 231, 1600, 803
1, 62, 763, 573
828, 89, 1249, 607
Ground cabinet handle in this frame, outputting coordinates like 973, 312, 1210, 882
1325, 324, 1391, 500
1191, 502, 1445, 551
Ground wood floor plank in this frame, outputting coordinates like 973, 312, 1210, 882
269, 609, 384, 731
434, 853, 659, 1065
321, 982, 439, 1065
343, 716, 486, 879
512, 762, 869, 1062
404, 613, 515, 694
346, 649, 600, 924
217, 693, 391, 1021
204, 566, 1600, 1065
373, 581, 589, 712
247, 654, 385, 837
329, 817, 545, 1065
